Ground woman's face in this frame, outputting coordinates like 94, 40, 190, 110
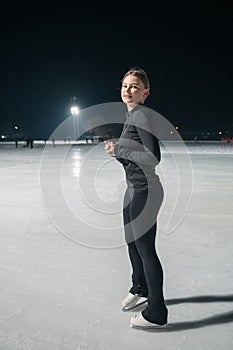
121, 75, 149, 107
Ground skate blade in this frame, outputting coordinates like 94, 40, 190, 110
122, 299, 148, 312
130, 323, 170, 330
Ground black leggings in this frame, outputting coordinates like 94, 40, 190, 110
123, 182, 168, 324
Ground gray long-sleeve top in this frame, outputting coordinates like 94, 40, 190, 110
114, 104, 161, 192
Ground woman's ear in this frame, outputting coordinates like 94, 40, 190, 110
143, 88, 150, 101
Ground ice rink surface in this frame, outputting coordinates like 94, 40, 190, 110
0, 140, 233, 350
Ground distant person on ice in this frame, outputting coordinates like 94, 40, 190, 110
25, 138, 34, 148
104, 67, 168, 329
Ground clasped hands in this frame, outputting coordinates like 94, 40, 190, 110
104, 140, 116, 157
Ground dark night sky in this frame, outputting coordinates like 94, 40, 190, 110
0, 2, 232, 139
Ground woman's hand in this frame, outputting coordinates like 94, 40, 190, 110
104, 140, 116, 157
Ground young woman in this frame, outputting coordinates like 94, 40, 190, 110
104, 67, 168, 329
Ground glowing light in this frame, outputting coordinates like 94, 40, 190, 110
70, 106, 79, 115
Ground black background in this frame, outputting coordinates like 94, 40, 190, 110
0, 1, 232, 139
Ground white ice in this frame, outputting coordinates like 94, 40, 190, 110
0, 140, 233, 350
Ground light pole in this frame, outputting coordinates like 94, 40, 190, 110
14, 125, 19, 148
70, 97, 79, 142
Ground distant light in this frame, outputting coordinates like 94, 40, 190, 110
70, 106, 79, 115
175, 125, 179, 130
14, 125, 19, 130
218, 131, 222, 135
1, 135, 6, 139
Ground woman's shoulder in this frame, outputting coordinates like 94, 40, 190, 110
132, 105, 156, 127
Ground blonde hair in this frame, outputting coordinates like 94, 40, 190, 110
121, 67, 150, 89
